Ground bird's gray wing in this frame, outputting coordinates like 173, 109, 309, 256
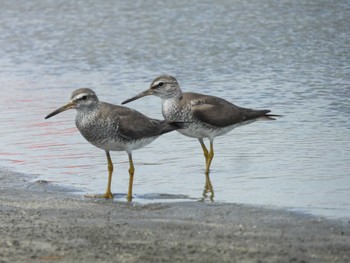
189, 94, 271, 127
101, 103, 176, 140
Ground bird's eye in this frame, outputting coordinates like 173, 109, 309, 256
81, 95, 87, 100
158, 82, 165, 87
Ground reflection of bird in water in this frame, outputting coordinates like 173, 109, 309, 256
45, 88, 179, 201
202, 173, 214, 202
122, 75, 281, 175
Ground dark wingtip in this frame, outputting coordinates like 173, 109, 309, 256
263, 114, 283, 120
267, 114, 283, 117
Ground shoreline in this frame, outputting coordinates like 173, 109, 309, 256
1, 170, 349, 262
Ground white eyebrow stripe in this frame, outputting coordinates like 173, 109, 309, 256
74, 93, 89, 100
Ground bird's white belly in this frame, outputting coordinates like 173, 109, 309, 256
92, 137, 158, 153
178, 121, 254, 140
177, 126, 213, 138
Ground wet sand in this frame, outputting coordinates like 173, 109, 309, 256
0, 170, 349, 263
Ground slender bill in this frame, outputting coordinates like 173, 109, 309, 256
45, 102, 75, 119
121, 89, 152, 105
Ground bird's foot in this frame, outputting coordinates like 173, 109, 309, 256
126, 194, 133, 202
84, 192, 114, 199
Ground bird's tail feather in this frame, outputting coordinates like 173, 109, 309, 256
259, 114, 282, 121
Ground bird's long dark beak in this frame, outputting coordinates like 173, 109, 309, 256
121, 89, 152, 105
45, 102, 75, 119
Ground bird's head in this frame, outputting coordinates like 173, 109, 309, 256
122, 75, 182, 105
45, 88, 99, 119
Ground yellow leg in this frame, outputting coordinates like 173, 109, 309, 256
198, 139, 215, 201
103, 151, 114, 199
198, 138, 209, 164
127, 153, 135, 202
206, 140, 214, 174
199, 139, 215, 174
84, 150, 114, 199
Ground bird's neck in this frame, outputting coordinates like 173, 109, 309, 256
161, 96, 182, 121
75, 104, 100, 128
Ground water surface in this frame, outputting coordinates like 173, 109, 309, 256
0, 0, 349, 219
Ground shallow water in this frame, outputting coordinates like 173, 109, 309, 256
0, 0, 349, 219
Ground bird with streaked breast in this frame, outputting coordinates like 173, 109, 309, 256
45, 88, 180, 201
122, 75, 281, 174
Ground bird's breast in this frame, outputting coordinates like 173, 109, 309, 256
162, 99, 192, 122
75, 112, 159, 152
75, 112, 118, 145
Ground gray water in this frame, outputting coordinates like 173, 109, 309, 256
0, 0, 349, 219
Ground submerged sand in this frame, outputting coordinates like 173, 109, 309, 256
0, 170, 349, 263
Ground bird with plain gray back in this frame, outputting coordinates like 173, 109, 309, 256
122, 75, 281, 175
45, 88, 180, 201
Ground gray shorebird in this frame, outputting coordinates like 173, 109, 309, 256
122, 75, 280, 174
45, 88, 179, 201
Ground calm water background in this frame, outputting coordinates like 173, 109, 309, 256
0, 0, 349, 219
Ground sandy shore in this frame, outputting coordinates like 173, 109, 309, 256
0, 170, 349, 263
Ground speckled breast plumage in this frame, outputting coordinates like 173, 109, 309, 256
75, 105, 157, 152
